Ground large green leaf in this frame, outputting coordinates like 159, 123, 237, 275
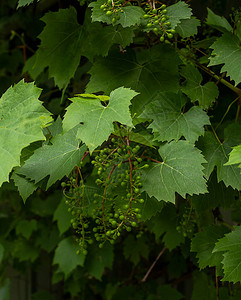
24, 8, 83, 89
141, 140, 207, 203
181, 65, 219, 109
209, 33, 241, 85
191, 225, 229, 271
147, 204, 184, 250
63, 87, 138, 152
166, 1, 192, 28
206, 8, 232, 33
85, 243, 114, 280
0, 80, 51, 187
176, 17, 200, 38
140, 92, 210, 143
197, 123, 241, 189
86, 44, 181, 115
18, 126, 87, 189
213, 226, 241, 283
53, 237, 85, 279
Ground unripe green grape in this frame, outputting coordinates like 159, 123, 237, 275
83, 249, 88, 255
100, 4, 105, 9
131, 221, 137, 227
143, 164, 149, 168
99, 243, 103, 248
106, 10, 112, 16
161, 17, 166, 22
61, 182, 66, 187
154, 20, 159, 25
76, 250, 80, 255
139, 198, 144, 204
167, 33, 173, 39
165, 21, 171, 26
111, 138, 115, 143
161, 4, 166, 9
143, 14, 149, 19
147, 23, 153, 28
162, 9, 167, 14
119, 215, 125, 220
123, 204, 129, 209
152, 8, 157, 14
170, 29, 175, 33
126, 226, 131, 232
134, 188, 140, 193
114, 213, 119, 218
160, 36, 165, 42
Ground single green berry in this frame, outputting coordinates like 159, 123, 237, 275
167, 33, 173, 39
143, 14, 149, 19
152, 8, 157, 14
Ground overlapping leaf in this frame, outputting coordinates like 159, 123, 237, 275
191, 225, 229, 272
24, 8, 83, 89
18, 126, 86, 189
197, 123, 241, 189
176, 17, 200, 38
53, 237, 85, 278
181, 65, 219, 108
206, 8, 232, 33
147, 204, 184, 250
63, 87, 138, 152
209, 33, 241, 85
89, 0, 144, 27
140, 92, 210, 143
86, 44, 181, 115
141, 140, 207, 203
226, 144, 241, 168
166, 1, 192, 28
213, 226, 241, 283
0, 80, 51, 187
17, 0, 39, 8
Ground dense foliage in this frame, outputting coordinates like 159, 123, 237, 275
1, 0, 241, 299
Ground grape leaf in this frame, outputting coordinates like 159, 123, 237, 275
181, 65, 219, 109
36, 224, 60, 252
197, 123, 241, 189
166, 1, 192, 29
142, 141, 207, 203
89, 0, 144, 27
176, 17, 200, 38
0, 80, 51, 188
226, 144, 241, 168
17, 0, 39, 8
11, 171, 37, 202
18, 126, 86, 189
148, 204, 184, 250
140, 92, 210, 143
86, 44, 181, 115
12, 239, 40, 262
24, 8, 82, 89
53, 198, 72, 235
191, 225, 230, 271
206, 8, 232, 33
147, 285, 183, 300
209, 33, 241, 85
85, 243, 114, 280
15, 219, 37, 239
191, 271, 216, 300
63, 87, 138, 153
213, 226, 241, 283
53, 237, 85, 278
123, 235, 149, 265
191, 172, 237, 212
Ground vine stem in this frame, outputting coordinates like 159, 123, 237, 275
235, 98, 241, 122
215, 96, 240, 130
141, 246, 167, 282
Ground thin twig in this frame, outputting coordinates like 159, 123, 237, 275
141, 246, 167, 282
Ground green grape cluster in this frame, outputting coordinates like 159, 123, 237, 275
100, 0, 124, 24
143, 4, 175, 41
176, 205, 197, 238
62, 136, 149, 254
